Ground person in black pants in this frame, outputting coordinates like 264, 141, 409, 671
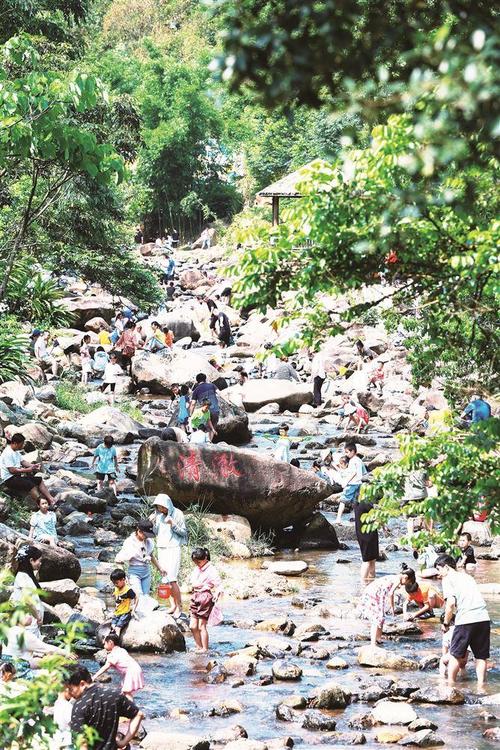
354, 499, 379, 583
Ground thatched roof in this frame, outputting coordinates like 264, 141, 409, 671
257, 161, 317, 198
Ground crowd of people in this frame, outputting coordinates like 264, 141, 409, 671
1, 240, 495, 749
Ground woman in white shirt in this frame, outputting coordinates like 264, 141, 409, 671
10, 546, 45, 635
115, 520, 162, 596
151, 494, 188, 620
3, 615, 73, 679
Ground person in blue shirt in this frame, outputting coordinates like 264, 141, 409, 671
461, 395, 491, 424
91, 435, 119, 497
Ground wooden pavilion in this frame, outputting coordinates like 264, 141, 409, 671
257, 162, 315, 225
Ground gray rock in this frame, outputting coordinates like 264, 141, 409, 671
302, 710, 337, 731
40, 579, 80, 607
0, 522, 81, 582
272, 661, 303, 681
308, 681, 350, 709
398, 729, 444, 746
409, 687, 464, 704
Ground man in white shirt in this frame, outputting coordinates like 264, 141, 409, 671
335, 441, 367, 523
436, 554, 490, 688
0, 433, 56, 505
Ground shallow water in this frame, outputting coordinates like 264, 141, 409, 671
78, 539, 499, 749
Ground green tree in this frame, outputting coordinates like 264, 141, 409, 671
0, 35, 125, 300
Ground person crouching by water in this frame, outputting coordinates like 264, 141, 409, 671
189, 547, 223, 653
151, 494, 188, 621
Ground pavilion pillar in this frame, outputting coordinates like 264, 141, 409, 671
272, 196, 279, 226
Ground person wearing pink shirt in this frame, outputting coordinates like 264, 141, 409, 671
92, 633, 144, 699
189, 547, 223, 653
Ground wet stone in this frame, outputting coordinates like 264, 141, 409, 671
275, 704, 295, 722
409, 687, 465, 705
301, 710, 337, 732
282, 695, 307, 709
407, 719, 438, 732
398, 729, 444, 746
272, 661, 303, 681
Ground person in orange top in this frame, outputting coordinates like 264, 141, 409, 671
163, 327, 174, 349
401, 564, 444, 620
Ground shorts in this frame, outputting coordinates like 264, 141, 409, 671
342, 484, 361, 503
111, 612, 132, 630
101, 382, 116, 392
450, 621, 490, 660
3, 475, 43, 494
190, 590, 214, 621
96, 472, 117, 481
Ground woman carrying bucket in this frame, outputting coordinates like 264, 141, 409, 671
151, 493, 188, 622
115, 520, 162, 597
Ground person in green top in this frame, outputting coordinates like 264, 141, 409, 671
190, 400, 217, 441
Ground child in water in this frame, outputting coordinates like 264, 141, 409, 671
189, 547, 223, 653
93, 633, 144, 699
274, 424, 291, 463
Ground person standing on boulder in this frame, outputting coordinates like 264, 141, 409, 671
273, 355, 300, 382
190, 373, 220, 432
311, 350, 327, 407
151, 494, 188, 622
436, 554, 490, 689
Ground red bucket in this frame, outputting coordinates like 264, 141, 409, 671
157, 583, 172, 600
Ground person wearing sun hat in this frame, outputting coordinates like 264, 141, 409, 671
150, 494, 188, 620
115, 519, 162, 597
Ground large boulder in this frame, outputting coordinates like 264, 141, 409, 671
0, 381, 31, 407
179, 269, 210, 290
158, 312, 201, 342
58, 406, 145, 447
202, 514, 252, 543
132, 351, 219, 395
84, 316, 111, 333
5, 421, 54, 449
137, 438, 331, 529
168, 393, 251, 445
97, 610, 185, 653
40, 579, 81, 607
140, 732, 209, 750
296, 512, 340, 550
0, 522, 81, 582
63, 296, 114, 326
224, 380, 313, 412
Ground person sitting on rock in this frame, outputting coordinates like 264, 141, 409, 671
3, 614, 75, 678
337, 394, 369, 433
29, 497, 58, 547
145, 321, 166, 353
311, 459, 331, 483
91, 435, 119, 497
109, 569, 137, 637
34, 330, 59, 378
0, 433, 56, 506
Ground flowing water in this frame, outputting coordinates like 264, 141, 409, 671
77, 540, 499, 749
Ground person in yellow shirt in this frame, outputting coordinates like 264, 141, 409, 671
110, 569, 137, 636
146, 321, 167, 352
98, 326, 111, 346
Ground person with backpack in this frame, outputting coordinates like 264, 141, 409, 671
151, 494, 188, 622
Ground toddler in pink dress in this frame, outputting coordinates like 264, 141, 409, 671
92, 633, 144, 698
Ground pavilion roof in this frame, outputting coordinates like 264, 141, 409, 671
257, 161, 318, 198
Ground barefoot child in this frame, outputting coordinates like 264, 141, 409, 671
100, 352, 123, 405
110, 569, 137, 637
400, 564, 444, 620
93, 633, 144, 700
189, 547, 223, 653
92, 435, 119, 497
359, 572, 406, 647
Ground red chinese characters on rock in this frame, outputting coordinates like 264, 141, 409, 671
212, 452, 242, 480
178, 450, 203, 483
